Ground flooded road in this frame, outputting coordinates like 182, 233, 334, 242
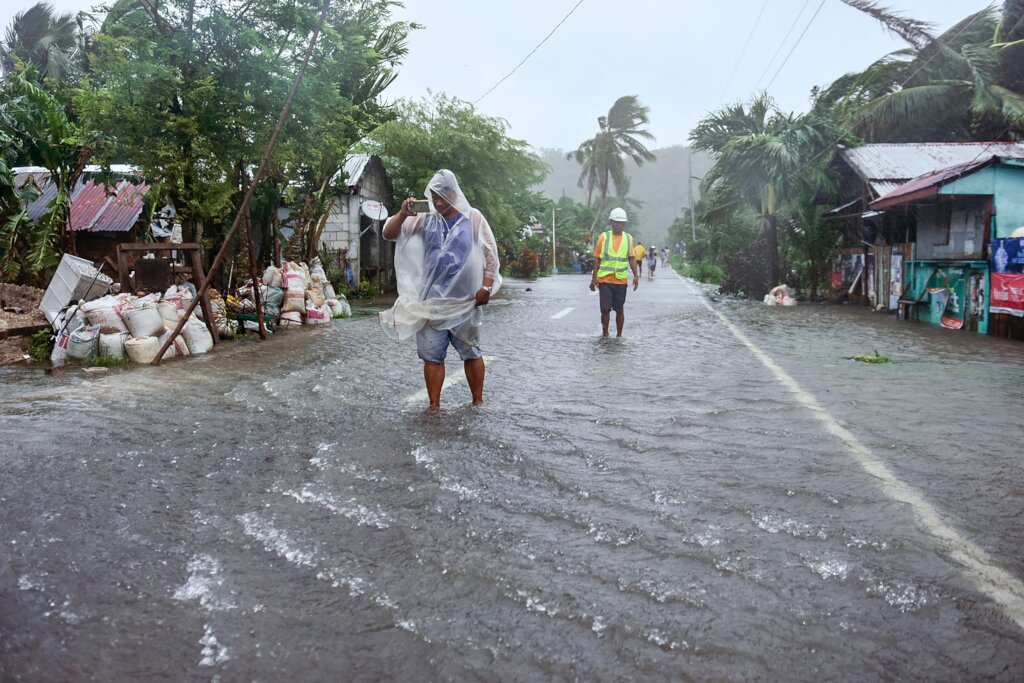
3, 269, 1024, 681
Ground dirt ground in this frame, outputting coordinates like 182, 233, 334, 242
0, 283, 47, 365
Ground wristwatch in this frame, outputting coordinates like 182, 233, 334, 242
483, 285, 494, 294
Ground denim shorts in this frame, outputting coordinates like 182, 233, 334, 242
416, 324, 482, 364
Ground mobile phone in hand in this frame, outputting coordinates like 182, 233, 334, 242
411, 199, 430, 214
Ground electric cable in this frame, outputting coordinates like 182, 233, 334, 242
751, 0, 813, 93
473, 0, 586, 105
764, 0, 828, 91
717, 0, 769, 103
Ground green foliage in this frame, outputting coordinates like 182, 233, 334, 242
84, 354, 129, 368
671, 255, 725, 285
76, 0, 416, 257
689, 94, 841, 295
852, 351, 891, 364
823, 2, 1024, 141
28, 329, 52, 361
360, 92, 548, 260
568, 95, 656, 238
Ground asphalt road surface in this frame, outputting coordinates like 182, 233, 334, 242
3, 267, 1023, 681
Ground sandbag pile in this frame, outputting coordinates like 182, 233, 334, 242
51, 288, 214, 365
240, 257, 350, 330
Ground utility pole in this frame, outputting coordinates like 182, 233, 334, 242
551, 206, 557, 274
687, 150, 696, 242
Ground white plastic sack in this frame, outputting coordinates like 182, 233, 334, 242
182, 319, 213, 354
81, 295, 129, 333
122, 299, 165, 338
98, 331, 130, 359
67, 324, 100, 360
124, 336, 160, 364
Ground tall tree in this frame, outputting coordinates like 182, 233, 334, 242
568, 95, 656, 240
360, 93, 548, 265
821, 1, 1024, 141
1, 2, 89, 86
76, 0, 415, 266
690, 94, 839, 291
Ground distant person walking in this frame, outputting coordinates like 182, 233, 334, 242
646, 246, 658, 280
380, 169, 500, 411
635, 242, 646, 271
661, 247, 670, 267
590, 207, 639, 337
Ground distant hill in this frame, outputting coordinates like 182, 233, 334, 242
532, 146, 715, 246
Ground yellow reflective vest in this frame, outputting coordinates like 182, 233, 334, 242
596, 231, 634, 281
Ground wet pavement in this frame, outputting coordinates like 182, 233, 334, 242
2, 267, 1024, 681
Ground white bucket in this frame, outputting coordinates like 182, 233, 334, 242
98, 331, 130, 359
182, 320, 213, 354
122, 300, 165, 338
67, 324, 100, 360
124, 336, 161, 364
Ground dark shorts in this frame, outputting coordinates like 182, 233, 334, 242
598, 282, 627, 313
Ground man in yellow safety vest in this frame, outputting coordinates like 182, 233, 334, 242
589, 207, 639, 337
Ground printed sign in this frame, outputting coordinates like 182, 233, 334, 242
990, 238, 1024, 316
889, 253, 903, 310
991, 273, 1024, 317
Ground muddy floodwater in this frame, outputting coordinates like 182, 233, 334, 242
3, 270, 1023, 681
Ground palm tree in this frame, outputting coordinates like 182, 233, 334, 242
821, 1, 1024, 141
569, 95, 656, 240
690, 94, 839, 288
1, 2, 88, 85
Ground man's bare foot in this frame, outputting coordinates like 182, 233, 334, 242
602, 330, 609, 337
426, 404, 440, 414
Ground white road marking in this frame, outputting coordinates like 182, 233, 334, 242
551, 307, 574, 319
674, 272, 1024, 631
404, 355, 496, 405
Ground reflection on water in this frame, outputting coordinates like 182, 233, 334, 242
2, 276, 1024, 681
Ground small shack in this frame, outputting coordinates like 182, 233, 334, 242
318, 154, 395, 288
826, 142, 1024, 312
15, 165, 151, 273
869, 155, 1024, 336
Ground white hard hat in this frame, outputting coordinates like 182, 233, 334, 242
609, 207, 627, 222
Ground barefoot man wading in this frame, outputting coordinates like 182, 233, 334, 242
589, 207, 639, 337
380, 169, 501, 411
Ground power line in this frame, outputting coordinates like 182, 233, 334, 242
764, 0, 827, 91
717, 0, 769, 103
751, 0, 813, 93
473, 0, 586, 106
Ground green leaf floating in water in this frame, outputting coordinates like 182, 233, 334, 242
852, 350, 891, 364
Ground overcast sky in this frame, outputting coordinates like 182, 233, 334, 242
2, 0, 993, 151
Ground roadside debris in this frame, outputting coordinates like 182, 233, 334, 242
763, 284, 797, 306
28, 254, 350, 369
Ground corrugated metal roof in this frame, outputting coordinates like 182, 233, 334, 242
72, 179, 150, 232
840, 142, 1024, 197
869, 154, 1013, 210
15, 171, 148, 232
341, 154, 371, 188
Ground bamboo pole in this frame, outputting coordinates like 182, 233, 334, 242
152, 0, 331, 364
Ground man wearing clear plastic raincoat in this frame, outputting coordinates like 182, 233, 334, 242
380, 170, 502, 411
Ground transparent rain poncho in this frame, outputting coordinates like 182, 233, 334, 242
379, 169, 501, 346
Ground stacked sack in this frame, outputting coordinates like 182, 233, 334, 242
255, 257, 350, 328
56, 288, 215, 364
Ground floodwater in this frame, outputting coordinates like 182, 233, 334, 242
2, 269, 1023, 681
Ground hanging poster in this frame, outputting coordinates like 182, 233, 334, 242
940, 277, 966, 330
929, 287, 949, 320
990, 238, 1024, 316
866, 254, 876, 304
889, 253, 903, 310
